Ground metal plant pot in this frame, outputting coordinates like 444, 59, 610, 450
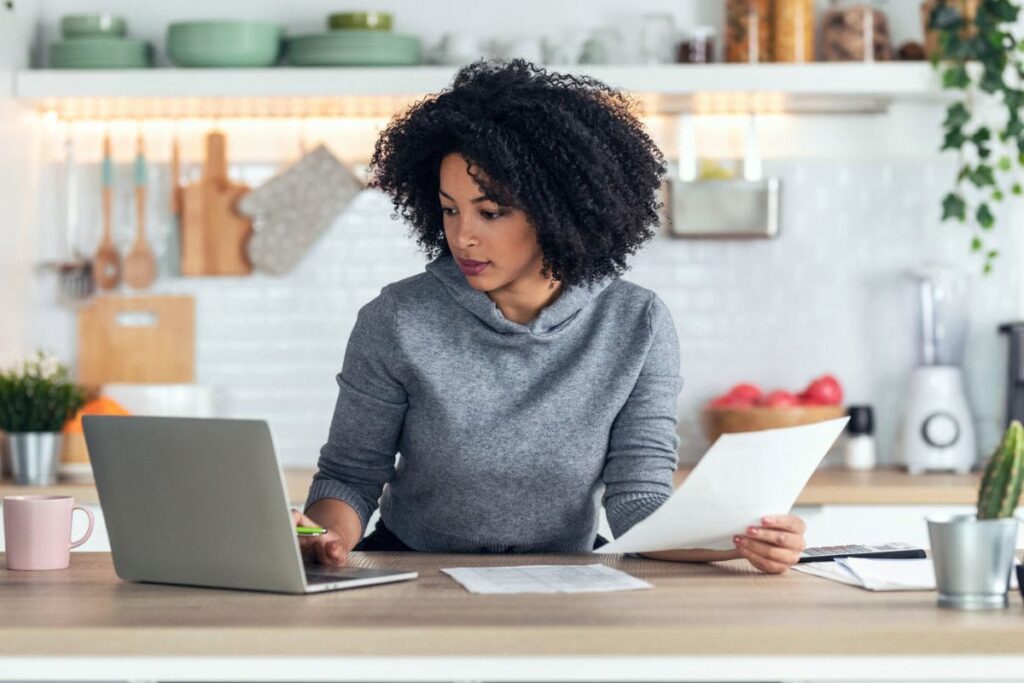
8, 432, 62, 486
927, 513, 1019, 609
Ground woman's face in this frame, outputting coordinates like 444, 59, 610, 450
439, 152, 551, 293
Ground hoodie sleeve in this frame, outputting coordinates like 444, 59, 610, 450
304, 287, 408, 537
601, 293, 683, 539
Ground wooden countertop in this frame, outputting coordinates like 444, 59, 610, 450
0, 466, 983, 507
1, 551, 1021, 659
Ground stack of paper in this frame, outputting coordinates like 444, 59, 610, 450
795, 557, 1021, 592
441, 564, 652, 594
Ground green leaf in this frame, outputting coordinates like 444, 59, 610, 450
944, 102, 971, 129
943, 192, 967, 222
970, 164, 997, 187
1013, 182, 1023, 195
942, 64, 971, 89
994, 190, 1005, 201
999, 155, 1013, 171
972, 236, 984, 251
977, 202, 996, 229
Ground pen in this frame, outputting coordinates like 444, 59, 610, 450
296, 525, 327, 536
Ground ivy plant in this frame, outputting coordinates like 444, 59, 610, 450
928, 0, 1024, 274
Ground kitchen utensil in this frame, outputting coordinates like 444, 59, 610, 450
49, 37, 152, 69
639, 12, 676, 64
897, 264, 976, 474
60, 14, 126, 39
180, 131, 252, 276
701, 405, 845, 444
92, 129, 121, 291
999, 321, 1024, 428
123, 130, 156, 289
162, 121, 183, 277
237, 143, 362, 275
3, 495, 94, 570
328, 11, 393, 30
77, 294, 195, 394
167, 20, 282, 67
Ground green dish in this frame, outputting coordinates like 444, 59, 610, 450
286, 31, 420, 66
167, 20, 283, 67
50, 38, 152, 68
60, 14, 127, 39
327, 12, 393, 31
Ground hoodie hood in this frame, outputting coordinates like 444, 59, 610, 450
425, 253, 614, 335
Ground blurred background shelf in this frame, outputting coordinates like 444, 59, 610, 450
13, 62, 951, 119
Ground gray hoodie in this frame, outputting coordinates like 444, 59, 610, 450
305, 252, 683, 553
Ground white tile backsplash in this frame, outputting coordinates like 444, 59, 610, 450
57, 156, 1005, 473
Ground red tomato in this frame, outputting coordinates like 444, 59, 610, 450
759, 390, 800, 408
800, 374, 844, 405
710, 394, 754, 409
726, 383, 762, 402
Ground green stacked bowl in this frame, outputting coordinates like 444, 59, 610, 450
50, 37, 152, 68
327, 12, 393, 31
286, 30, 420, 66
167, 20, 283, 67
60, 14, 127, 38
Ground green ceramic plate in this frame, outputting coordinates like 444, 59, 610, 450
50, 38, 152, 68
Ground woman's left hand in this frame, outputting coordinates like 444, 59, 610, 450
733, 514, 806, 574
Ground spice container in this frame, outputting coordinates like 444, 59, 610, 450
725, 0, 772, 63
677, 26, 717, 63
843, 405, 877, 471
821, 0, 892, 62
774, 0, 815, 62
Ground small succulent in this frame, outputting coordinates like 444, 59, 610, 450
977, 419, 1024, 519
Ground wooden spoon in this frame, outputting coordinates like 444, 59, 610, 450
123, 129, 156, 289
92, 128, 121, 291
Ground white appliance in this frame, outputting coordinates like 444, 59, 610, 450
898, 264, 977, 475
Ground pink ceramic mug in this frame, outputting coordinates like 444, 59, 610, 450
3, 495, 94, 570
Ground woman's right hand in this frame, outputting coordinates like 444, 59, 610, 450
291, 508, 350, 567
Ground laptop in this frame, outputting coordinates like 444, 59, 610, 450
82, 414, 418, 594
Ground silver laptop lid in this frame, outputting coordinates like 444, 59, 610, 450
83, 415, 307, 594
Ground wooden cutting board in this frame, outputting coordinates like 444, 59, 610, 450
77, 294, 195, 394
181, 131, 252, 276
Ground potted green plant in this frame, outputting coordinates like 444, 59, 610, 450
926, 0, 1024, 274
927, 419, 1023, 609
0, 351, 85, 486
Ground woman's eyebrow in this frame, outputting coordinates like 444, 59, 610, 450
439, 188, 491, 204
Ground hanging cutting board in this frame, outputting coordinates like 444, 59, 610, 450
77, 294, 195, 393
180, 130, 252, 276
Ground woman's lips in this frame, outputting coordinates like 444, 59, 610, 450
457, 258, 490, 276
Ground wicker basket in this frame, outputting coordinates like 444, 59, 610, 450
701, 404, 846, 444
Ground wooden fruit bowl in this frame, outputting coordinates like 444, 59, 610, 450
701, 404, 846, 444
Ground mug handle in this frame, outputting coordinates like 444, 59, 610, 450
70, 506, 95, 549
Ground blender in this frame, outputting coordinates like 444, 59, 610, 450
898, 265, 977, 474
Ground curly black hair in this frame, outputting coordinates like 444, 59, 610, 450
366, 58, 667, 288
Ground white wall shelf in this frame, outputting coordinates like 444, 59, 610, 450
14, 62, 953, 120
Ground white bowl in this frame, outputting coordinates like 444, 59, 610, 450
99, 383, 216, 418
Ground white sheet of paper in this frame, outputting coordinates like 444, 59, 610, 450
441, 564, 652, 594
794, 557, 1020, 592
595, 417, 850, 554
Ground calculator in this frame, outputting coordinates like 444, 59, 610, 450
798, 542, 927, 563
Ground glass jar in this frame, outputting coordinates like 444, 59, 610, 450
725, 0, 771, 63
676, 26, 717, 63
821, 0, 892, 62
773, 0, 815, 62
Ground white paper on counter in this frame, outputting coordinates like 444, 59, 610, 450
595, 417, 850, 554
795, 557, 1021, 592
441, 564, 652, 594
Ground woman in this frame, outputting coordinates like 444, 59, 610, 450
293, 59, 806, 574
